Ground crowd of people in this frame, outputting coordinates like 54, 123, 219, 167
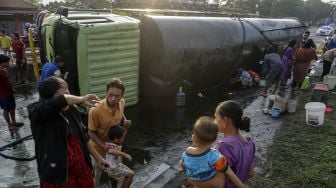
1, 48, 256, 187
0, 27, 333, 188
261, 30, 319, 97
27, 76, 134, 188
230, 30, 320, 98
0, 29, 28, 84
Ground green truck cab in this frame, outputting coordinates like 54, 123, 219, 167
38, 8, 140, 106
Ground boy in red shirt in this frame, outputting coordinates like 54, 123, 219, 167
11, 33, 27, 84
0, 54, 24, 129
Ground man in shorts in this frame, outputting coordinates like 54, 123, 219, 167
0, 54, 24, 130
11, 33, 27, 84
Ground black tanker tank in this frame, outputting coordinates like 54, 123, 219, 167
140, 16, 306, 98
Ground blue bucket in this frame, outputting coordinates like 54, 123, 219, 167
271, 108, 281, 118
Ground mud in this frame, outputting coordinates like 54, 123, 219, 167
0, 79, 260, 188
0, 83, 39, 188
0, 27, 324, 188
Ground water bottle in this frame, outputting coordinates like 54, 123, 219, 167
176, 86, 186, 107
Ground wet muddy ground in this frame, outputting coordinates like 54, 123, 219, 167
0, 27, 325, 187
0, 77, 261, 188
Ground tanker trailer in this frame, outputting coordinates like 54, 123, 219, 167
140, 16, 306, 98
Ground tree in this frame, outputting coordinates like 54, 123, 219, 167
42, 1, 75, 11
25, 0, 44, 10
269, 0, 304, 18
259, 0, 274, 17
25, 0, 39, 5
303, 0, 330, 23
219, 0, 260, 13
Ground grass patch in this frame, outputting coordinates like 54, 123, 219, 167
253, 90, 336, 187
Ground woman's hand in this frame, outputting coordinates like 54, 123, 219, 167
81, 94, 100, 107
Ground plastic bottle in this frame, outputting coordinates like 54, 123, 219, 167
300, 76, 310, 90
176, 86, 186, 107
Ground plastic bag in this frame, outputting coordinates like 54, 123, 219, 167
301, 76, 310, 90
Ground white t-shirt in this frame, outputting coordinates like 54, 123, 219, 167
105, 142, 122, 168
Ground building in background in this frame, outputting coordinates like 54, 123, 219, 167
0, 0, 38, 36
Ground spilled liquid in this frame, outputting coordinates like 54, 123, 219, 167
0, 78, 260, 187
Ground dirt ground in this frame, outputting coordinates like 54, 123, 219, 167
0, 27, 328, 188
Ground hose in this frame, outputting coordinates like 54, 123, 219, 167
241, 18, 275, 46
241, 18, 305, 46
0, 152, 35, 161
0, 134, 36, 161
185, 18, 304, 94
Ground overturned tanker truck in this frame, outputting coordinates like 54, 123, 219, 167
36, 8, 306, 107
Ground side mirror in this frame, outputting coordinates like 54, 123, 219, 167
56, 6, 68, 17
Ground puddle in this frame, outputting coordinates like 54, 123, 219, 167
122, 146, 152, 167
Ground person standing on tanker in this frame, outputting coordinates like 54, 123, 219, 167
261, 46, 285, 97
11, 33, 27, 84
293, 39, 317, 89
281, 39, 296, 87
88, 78, 132, 186
27, 76, 109, 188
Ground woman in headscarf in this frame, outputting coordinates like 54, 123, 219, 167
293, 39, 317, 89
28, 76, 109, 188
281, 39, 297, 86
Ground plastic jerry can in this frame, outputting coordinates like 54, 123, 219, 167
176, 86, 186, 107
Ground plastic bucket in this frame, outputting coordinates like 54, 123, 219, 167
274, 96, 287, 113
271, 108, 281, 118
287, 99, 297, 113
305, 102, 326, 126
323, 75, 336, 90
